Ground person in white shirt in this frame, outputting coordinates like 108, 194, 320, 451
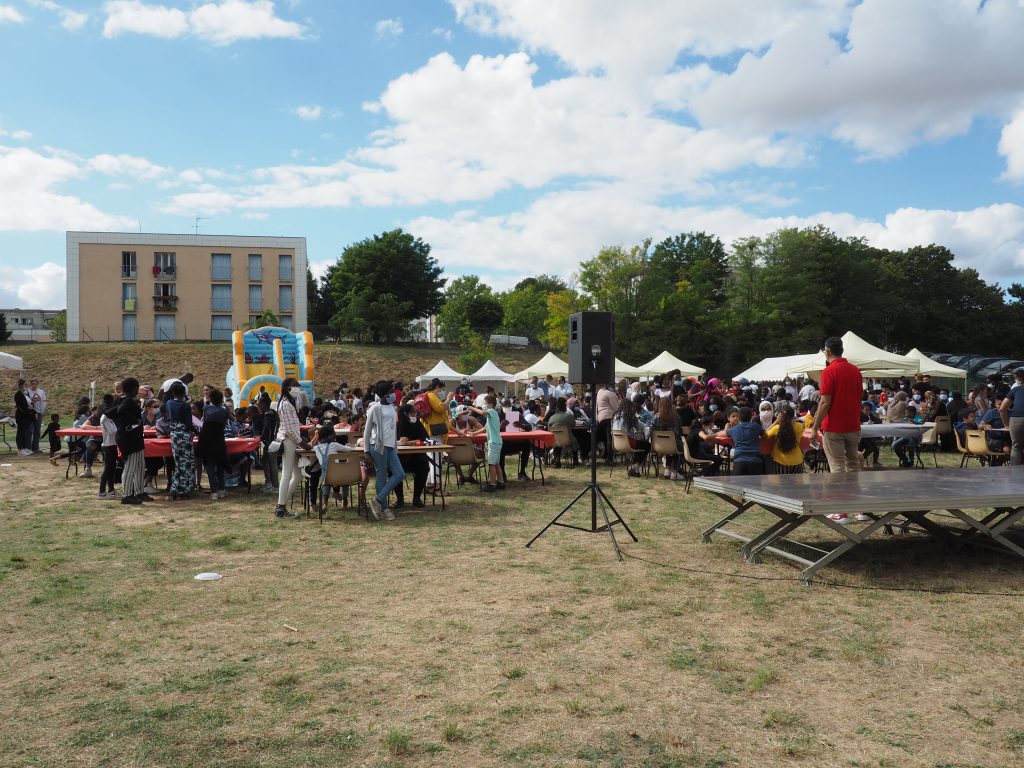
363, 380, 405, 521
160, 373, 194, 400
28, 379, 46, 453
97, 410, 120, 499
525, 377, 544, 401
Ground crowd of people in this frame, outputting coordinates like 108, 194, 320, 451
8, 352, 1022, 520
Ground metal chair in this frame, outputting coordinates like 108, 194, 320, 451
650, 430, 682, 479
610, 429, 650, 477
321, 454, 365, 523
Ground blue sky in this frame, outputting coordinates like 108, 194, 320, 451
1, 0, 1023, 309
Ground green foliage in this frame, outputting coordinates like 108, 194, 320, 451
465, 294, 504, 337
437, 275, 492, 345
306, 267, 328, 326
498, 274, 565, 343
45, 310, 67, 343
543, 289, 589, 352
458, 330, 492, 372
0, 312, 11, 344
326, 229, 444, 344
245, 309, 280, 329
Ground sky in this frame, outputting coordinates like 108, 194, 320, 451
1, 0, 1024, 310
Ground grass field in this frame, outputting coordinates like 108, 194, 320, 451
1, 448, 1023, 767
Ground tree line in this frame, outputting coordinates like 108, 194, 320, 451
307, 225, 1024, 376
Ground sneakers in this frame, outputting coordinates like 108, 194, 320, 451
121, 495, 143, 505
368, 497, 383, 520
143, 485, 158, 494
854, 514, 871, 522
412, 498, 425, 508
18, 449, 32, 456
107, 491, 122, 499
210, 492, 218, 500
274, 505, 299, 519
627, 466, 641, 477
97, 492, 108, 499
261, 485, 279, 494
826, 513, 850, 525
381, 507, 396, 521
81, 469, 95, 478
496, 482, 506, 490
49, 456, 59, 466
137, 493, 155, 502
483, 484, 498, 493
517, 472, 530, 481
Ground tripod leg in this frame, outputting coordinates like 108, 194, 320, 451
596, 484, 639, 542
526, 484, 591, 548
594, 487, 623, 561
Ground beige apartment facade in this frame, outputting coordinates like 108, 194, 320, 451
66, 232, 307, 342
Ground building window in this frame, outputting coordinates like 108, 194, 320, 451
278, 254, 292, 282
154, 314, 176, 341
211, 315, 233, 341
248, 254, 262, 281
212, 284, 232, 311
122, 314, 137, 341
122, 283, 137, 312
279, 284, 293, 312
122, 251, 137, 279
248, 284, 263, 311
211, 253, 232, 280
154, 251, 176, 278
154, 282, 177, 311
279, 314, 293, 330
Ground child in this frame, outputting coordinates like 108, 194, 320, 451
40, 413, 61, 457
726, 406, 764, 476
469, 394, 503, 492
98, 406, 120, 499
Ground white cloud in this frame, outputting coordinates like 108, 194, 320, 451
375, 17, 403, 39
27, 0, 88, 30
0, 5, 26, 23
999, 105, 1024, 182
431, 26, 452, 41
87, 153, 169, 180
240, 211, 268, 220
0, 145, 137, 233
103, 0, 305, 45
0, 128, 32, 140
0, 262, 67, 309
294, 104, 322, 121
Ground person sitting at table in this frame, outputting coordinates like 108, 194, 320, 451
891, 404, 922, 468
545, 397, 579, 468
980, 395, 1011, 460
727, 406, 764, 476
395, 402, 430, 508
497, 407, 533, 482
612, 396, 650, 478
650, 395, 682, 480
758, 401, 775, 430
686, 414, 722, 475
765, 405, 803, 474
198, 389, 229, 500
858, 401, 882, 468
884, 391, 909, 423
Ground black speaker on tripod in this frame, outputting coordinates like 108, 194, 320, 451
528, 310, 636, 560
568, 311, 615, 385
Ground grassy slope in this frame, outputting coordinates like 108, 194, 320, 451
7, 342, 542, 418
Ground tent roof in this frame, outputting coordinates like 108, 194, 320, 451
0, 351, 24, 371
785, 331, 920, 377
470, 359, 515, 383
614, 358, 645, 378
735, 354, 814, 382
514, 352, 569, 380
416, 360, 467, 385
635, 350, 706, 377
905, 348, 968, 379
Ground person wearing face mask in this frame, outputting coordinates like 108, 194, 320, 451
364, 380, 405, 520
395, 402, 429, 508
423, 378, 454, 442
274, 377, 310, 519
140, 398, 164, 494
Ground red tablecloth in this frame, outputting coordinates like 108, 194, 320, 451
712, 432, 813, 454
57, 427, 158, 438
143, 437, 260, 459
468, 430, 555, 448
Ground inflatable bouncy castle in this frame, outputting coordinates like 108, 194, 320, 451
226, 326, 315, 407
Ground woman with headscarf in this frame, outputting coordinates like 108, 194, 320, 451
166, 381, 196, 500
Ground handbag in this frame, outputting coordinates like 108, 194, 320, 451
429, 422, 449, 437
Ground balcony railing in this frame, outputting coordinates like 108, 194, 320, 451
153, 265, 177, 280
153, 296, 178, 311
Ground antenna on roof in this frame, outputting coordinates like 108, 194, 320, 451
194, 216, 208, 235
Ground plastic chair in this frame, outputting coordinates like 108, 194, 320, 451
610, 429, 649, 477
953, 427, 980, 467
444, 436, 482, 489
965, 429, 1001, 467
548, 425, 575, 468
321, 454, 365, 523
680, 438, 715, 494
915, 424, 940, 468
651, 430, 682, 479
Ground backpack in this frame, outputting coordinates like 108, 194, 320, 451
413, 392, 432, 419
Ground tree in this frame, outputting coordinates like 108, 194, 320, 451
498, 274, 565, 343
543, 289, 589, 352
306, 267, 328, 327
459, 331, 493, 372
466, 294, 504, 337
437, 275, 493, 345
326, 229, 444, 344
246, 309, 281, 329
45, 310, 66, 343
0, 313, 10, 344
576, 241, 651, 359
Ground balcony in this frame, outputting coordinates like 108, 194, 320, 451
153, 265, 177, 280
153, 295, 178, 312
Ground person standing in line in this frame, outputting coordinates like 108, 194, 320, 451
274, 377, 307, 519
28, 379, 46, 453
111, 377, 149, 505
364, 380, 405, 520
999, 367, 1024, 466
809, 336, 865, 524
97, 405, 120, 500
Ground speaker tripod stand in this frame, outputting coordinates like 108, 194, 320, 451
526, 382, 637, 560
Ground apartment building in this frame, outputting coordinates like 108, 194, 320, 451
0, 308, 62, 342
66, 232, 307, 342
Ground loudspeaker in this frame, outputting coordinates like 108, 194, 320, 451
568, 311, 615, 385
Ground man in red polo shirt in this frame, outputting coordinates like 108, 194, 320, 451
810, 336, 863, 482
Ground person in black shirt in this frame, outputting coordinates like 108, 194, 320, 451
395, 402, 429, 508
111, 378, 147, 505
40, 413, 62, 457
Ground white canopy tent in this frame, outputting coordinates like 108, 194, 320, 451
785, 331, 920, 378
0, 351, 24, 371
514, 352, 569, 381
614, 358, 645, 379
734, 354, 815, 383
470, 359, 516, 393
416, 360, 467, 387
905, 348, 968, 383
635, 350, 706, 377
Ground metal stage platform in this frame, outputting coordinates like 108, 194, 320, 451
696, 467, 1024, 584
